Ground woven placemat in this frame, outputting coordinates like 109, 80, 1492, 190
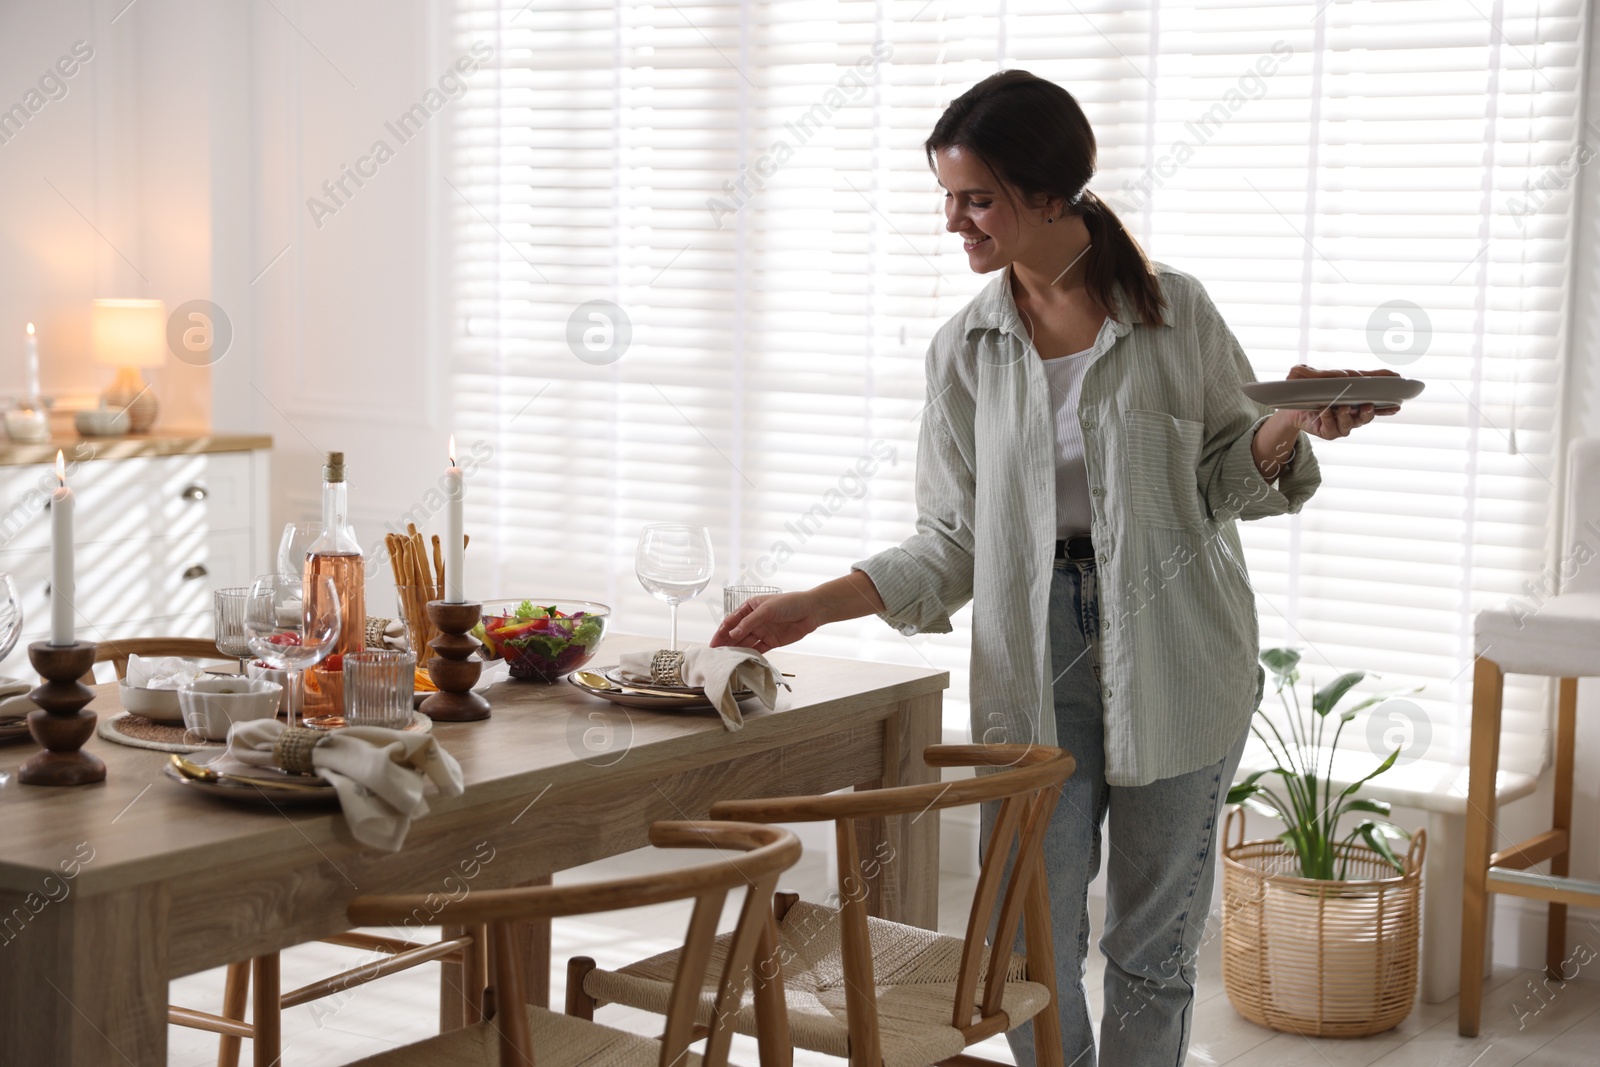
98, 712, 217, 754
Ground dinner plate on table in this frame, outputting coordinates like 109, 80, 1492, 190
1243, 377, 1424, 411
0, 717, 30, 745
566, 666, 753, 711
161, 760, 340, 808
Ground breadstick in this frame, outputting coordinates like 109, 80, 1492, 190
432, 534, 445, 593
407, 524, 432, 602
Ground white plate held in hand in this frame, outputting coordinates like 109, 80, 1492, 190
1243, 377, 1424, 411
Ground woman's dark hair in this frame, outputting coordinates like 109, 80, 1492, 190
926, 70, 1165, 326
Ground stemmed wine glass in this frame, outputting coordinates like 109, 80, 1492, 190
0, 573, 22, 665
0, 574, 20, 790
635, 524, 714, 650
277, 522, 321, 588
244, 574, 341, 729
213, 586, 270, 674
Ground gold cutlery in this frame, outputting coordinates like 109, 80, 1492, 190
571, 670, 698, 699
168, 753, 330, 791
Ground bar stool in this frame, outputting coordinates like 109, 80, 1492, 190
1459, 437, 1600, 1036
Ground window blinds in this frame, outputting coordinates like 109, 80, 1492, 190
449, 0, 1584, 772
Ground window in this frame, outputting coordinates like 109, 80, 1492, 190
449, 0, 1585, 768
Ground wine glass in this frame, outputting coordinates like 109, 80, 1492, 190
277, 522, 321, 587
635, 524, 714, 650
213, 586, 270, 674
0, 573, 22, 664
0, 575, 16, 789
244, 574, 340, 729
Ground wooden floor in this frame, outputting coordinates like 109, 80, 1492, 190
167, 848, 1600, 1066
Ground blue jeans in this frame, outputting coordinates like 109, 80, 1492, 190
981, 559, 1248, 1067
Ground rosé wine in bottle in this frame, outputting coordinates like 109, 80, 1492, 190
302, 451, 366, 716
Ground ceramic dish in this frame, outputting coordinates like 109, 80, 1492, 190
119, 680, 183, 723
566, 671, 721, 711
161, 762, 339, 808
162, 764, 340, 807
1243, 377, 1424, 411
0, 717, 31, 745
599, 665, 753, 698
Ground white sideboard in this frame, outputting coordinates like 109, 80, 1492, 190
0, 435, 273, 679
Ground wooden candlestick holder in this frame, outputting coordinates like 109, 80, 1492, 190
420, 601, 490, 722
19, 641, 104, 787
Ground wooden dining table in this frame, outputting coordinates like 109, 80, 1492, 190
0, 633, 947, 1066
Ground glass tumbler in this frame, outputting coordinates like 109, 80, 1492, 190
343, 650, 416, 729
724, 584, 780, 617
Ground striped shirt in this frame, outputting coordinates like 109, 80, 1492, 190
854, 264, 1322, 786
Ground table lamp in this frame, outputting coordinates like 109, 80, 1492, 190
92, 298, 165, 434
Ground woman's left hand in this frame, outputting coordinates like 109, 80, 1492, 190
1277, 365, 1402, 441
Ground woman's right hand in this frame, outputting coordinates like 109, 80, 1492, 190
711, 592, 821, 653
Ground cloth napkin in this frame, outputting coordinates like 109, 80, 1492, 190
616, 644, 781, 731
365, 616, 410, 652
0, 676, 33, 722
225, 720, 464, 851
126, 655, 205, 689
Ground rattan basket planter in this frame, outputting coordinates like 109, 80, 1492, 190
1220, 807, 1425, 1037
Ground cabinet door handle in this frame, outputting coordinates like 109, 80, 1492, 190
182, 564, 208, 581
181, 484, 209, 502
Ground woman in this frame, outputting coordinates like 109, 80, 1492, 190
711, 71, 1391, 1067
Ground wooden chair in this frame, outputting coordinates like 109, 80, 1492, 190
171, 933, 486, 1067
93, 636, 232, 680
572, 743, 1075, 1067
101, 636, 471, 1067
1459, 437, 1600, 1035
336, 820, 801, 1067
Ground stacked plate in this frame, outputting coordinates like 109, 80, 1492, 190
1243, 376, 1424, 411
567, 665, 754, 711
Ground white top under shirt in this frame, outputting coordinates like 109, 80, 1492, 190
1041, 345, 1096, 537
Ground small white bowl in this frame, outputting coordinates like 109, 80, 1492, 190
177, 677, 282, 741
119, 680, 183, 724
75, 409, 130, 436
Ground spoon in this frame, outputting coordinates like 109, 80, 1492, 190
571, 671, 695, 698
168, 753, 330, 791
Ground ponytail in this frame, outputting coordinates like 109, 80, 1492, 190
925, 70, 1166, 327
1076, 191, 1164, 326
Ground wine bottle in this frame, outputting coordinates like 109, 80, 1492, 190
302, 451, 366, 716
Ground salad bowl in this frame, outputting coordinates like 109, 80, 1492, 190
474, 600, 610, 682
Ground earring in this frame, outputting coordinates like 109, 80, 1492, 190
1046, 217, 1054, 224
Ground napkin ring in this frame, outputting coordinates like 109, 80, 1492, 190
273, 727, 323, 776
650, 649, 686, 687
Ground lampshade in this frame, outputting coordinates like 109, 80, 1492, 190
91, 299, 166, 368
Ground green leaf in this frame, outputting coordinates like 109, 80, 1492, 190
1341, 797, 1392, 818
1313, 671, 1366, 717
1260, 647, 1302, 683
1241, 796, 1281, 821
1227, 771, 1269, 807
1356, 821, 1407, 873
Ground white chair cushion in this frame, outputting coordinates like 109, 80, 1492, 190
1474, 593, 1600, 677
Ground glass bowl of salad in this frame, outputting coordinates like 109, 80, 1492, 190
473, 600, 610, 682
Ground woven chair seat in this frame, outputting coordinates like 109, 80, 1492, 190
343, 1003, 697, 1067
584, 899, 1050, 1067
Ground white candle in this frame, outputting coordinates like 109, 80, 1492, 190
50, 450, 74, 646
24, 323, 39, 404
444, 435, 465, 603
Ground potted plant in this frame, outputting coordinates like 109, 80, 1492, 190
1220, 647, 1425, 1037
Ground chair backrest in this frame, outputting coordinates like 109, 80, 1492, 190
94, 637, 232, 680
1565, 437, 1600, 596
347, 820, 801, 1067
710, 743, 1075, 1061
